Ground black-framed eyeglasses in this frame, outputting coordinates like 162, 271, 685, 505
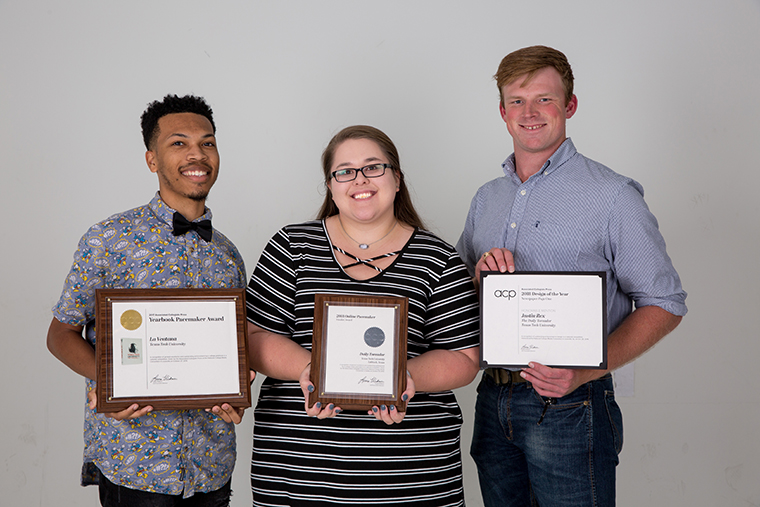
330, 163, 391, 183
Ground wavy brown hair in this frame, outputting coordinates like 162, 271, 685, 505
316, 125, 426, 230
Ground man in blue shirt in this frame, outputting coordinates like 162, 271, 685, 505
457, 46, 687, 506
47, 95, 250, 506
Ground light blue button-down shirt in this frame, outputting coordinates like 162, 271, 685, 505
456, 138, 687, 334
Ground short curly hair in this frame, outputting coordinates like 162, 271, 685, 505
140, 94, 215, 150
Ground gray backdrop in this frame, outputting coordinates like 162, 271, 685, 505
2, 1, 759, 505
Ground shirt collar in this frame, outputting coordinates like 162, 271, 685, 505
148, 192, 213, 227
502, 138, 578, 180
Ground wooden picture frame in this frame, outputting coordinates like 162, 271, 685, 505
309, 293, 408, 411
95, 288, 251, 412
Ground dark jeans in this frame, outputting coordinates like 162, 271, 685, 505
471, 372, 623, 506
97, 469, 231, 507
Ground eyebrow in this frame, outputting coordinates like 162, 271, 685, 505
506, 91, 557, 100
165, 132, 216, 141
335, 157, 383, 169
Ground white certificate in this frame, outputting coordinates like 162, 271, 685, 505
111, 300, 240, 397
481, 272, 607, 369
322, 304, 397, 397
95, 288, 250, 412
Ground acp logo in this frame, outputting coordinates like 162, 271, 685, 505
493, 289, 517, 299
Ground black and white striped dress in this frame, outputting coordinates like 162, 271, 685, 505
246, 220, 480, 506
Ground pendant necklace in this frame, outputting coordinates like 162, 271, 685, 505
338, 215, 397, 250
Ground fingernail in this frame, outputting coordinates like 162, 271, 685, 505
390, 405, 396, 411
328, 404, 334, 410
372, 407, 378, 413
402, 394, 408, 401
381, 405, 386, 411
316, 402, 321, 409
307, 385, 314, 392
335, 409, 342, 414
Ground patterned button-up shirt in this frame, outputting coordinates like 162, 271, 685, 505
53, 193, 246, 497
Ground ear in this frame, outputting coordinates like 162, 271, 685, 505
145, 150, 158, 173
565, 95, 578, 119
499, 101, 508, 123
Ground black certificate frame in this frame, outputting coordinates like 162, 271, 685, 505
95, 288, 251, 413
310, 293, 408, 412
479, 271, 608, 370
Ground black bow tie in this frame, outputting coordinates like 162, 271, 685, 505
172, 212, 213, 242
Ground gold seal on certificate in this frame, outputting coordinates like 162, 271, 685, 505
309, 294, 408, 411
119, 309, 142, 331
95, 288, 251, 412
480, 271, 608, 369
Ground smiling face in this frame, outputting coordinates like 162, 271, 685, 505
327, 138, 399, 225
499, 66, 577, 176
145, 112, 219, 216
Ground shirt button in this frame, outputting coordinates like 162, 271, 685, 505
510, 222, 517, 229
520, 190, 526, 196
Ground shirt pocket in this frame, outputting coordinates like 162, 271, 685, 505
520, 218, 608, 273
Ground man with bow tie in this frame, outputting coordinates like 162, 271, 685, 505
47, 94, 248, 506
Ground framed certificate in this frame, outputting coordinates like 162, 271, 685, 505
480, 272, 607, 369
309, 294, 408, 411
95, 288, 251, 412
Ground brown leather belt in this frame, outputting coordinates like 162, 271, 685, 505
484, 367, 528, 384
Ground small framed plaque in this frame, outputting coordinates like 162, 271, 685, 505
95, 288, 251, 412
480, 271, 608, 369
309, 294, 408, 411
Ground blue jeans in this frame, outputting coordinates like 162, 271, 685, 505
470, 372, 623, 507
97, 469, 231, 507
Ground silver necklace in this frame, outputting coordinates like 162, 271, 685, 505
338, 216, 397, 250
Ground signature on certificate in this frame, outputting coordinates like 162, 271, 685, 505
150, 374, 179, 385
358, 376, 384, 386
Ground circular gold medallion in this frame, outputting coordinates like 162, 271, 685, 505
120, 310, 143, 331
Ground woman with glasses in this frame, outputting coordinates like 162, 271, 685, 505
246, 125, 480, 506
